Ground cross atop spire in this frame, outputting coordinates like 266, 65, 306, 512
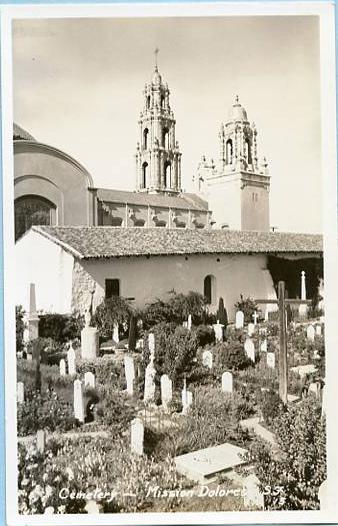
154, 47, 159, 69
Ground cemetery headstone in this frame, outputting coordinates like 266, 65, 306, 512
181, 389, 193, 415
81, 311, 99, 360
202, 350, 213, 369
221, 371, 233, 393
67, 346, 76, 375
36, 429, 45, 454
161, 374, 173, 411
306, 324, 315, 342
213, 321, 224, 342
59, 359, 66, 377
28, 283, 39, 341
17, 382, 24, 403
144, 336, 156, 403
266, 352, 276, 369
235, 310, 244, 329
316, 324, 322, 336
243, 474, 264, 510
27, 353, 33, 361
187, 314, 192, 330
85, 500, 102, 514
252, 311, 259, 325
244, 338, 255, 362
299, 271, 308, 318
308, 381, 321, 399
113, 322, 119, 343
84, 371, 95, 389
248, 323, 255, 337
260, 339, 267, 352
124, 355, 135, 396
73, 379, 84, 423
131, 417, 144, 455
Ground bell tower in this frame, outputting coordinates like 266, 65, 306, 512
199, 96, 270, 231
135, 51, 182, 194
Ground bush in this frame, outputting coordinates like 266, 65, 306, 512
94, 386, 137, 433
17, 389, 78, 436
93, 297, 131, 339
194, 324, 215, 347
247, 398, 326, 510
259, 389, 285, 425
214, 341, 252, 372
26, 337, 63, 364
142, 291, 212, 329
38, 312, 84, 344
16, 305, 25, 353
235, 295, 257, 324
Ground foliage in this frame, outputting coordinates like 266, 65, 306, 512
94, 385, 137, 434
194, 324, 215, 347
247, 398, 326, 510
16, 305, 25, 353
142, 291, 212, 329
216, 297, 228, 330
26, 337, 64, 365
235, 295, 257, 323
259, 390, 285, 425
17, 389, 77, 436
214, 341, 252, 372
93, 297, 131, 339
17, 359, 74, 393
38, 312, 84, 344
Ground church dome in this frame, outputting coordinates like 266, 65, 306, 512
13, 123, 36, 141
228, 96, 248, 122
151, 66, 162, 85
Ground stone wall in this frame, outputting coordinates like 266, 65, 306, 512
71, 260, 97, 315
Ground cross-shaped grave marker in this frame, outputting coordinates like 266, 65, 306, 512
255, 280, 312, 404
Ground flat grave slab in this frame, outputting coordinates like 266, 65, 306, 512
174, 443, 248, 483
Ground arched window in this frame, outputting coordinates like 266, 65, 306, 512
161, 95, 165, 108
226, 139, 233, 165
15, 195, 56, 241
164, 162, 171, 188
245, 139, 252, 165
143, 128, 149, 150
142, 162, 148, 188
204, 274, 216, 305
162, 128, 169, 149
146, 95, 151, 109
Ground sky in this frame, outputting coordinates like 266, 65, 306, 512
12, 15, 321, 233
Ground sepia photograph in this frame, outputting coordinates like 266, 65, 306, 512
1, 1, 338, 524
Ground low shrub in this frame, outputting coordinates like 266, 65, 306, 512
214, 341, 252, 372
234, 295, 257, 324
94, 385, 137, 433
194, 324, 215, 347
26, 337, 64, 364
258, 389, 285, 426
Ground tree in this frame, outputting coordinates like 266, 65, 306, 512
247, 398, 326, 510
93, 297, 131, 339
16, 306, 25, 353
128, 314, 137, 352
235, 295, 256, 323
217, 297, 228, 332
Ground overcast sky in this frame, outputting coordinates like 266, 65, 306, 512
13, 15, 321, 233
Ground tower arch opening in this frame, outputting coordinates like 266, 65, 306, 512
245, 139, 252, 165
164, 161, 171, 188
226, 139, 233, 165
204, 274, 216, 305
162, 128, 169, 149
143, 128, 149, 150
142, 162, 148, 189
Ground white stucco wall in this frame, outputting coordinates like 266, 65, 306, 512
15, 230, 74, 314
75, 252, 276, 320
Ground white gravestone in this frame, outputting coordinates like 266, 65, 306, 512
243, 474, 264, 510
266, 352, 276, 369
81, 312, 99, 360
252, 311, 259, 325
308, 382, 321, 399
264, 307, 269, 322
73, 379, 84, 423
187, 314, 192, 330
307, 324, 315, 342
244, 338, 255, 362
161, 374, 173, 411
113, 322, 119, 343
131, 417, 144, 455
144, 336, 156, 403
59, 359, 66, 377
27, 353, 33, 361
316, 324, 322, 336
67, 346, 76, 376
85, 500, 102, 514
221, 372, 233, 393
17, 382, 24, 403
247, 323, 255, 337
28, 283, 39, 341
213, 321, 224, 342
36, 430, 45, 454
299, 271, 308, 318
181, 389, 193, 414
124, 355, 135, 396
84, 371, 95, 389
260, 339, 267, 352
235, 311, 244, 329
202, 350, 213, 369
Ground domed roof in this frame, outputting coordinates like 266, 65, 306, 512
13, 123, 36, 141
228, 96, 248, 122
151, 66, 162, 85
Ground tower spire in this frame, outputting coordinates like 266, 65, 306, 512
154, 47, 159, 70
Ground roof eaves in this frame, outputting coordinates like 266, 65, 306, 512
32, 226, 84, 259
